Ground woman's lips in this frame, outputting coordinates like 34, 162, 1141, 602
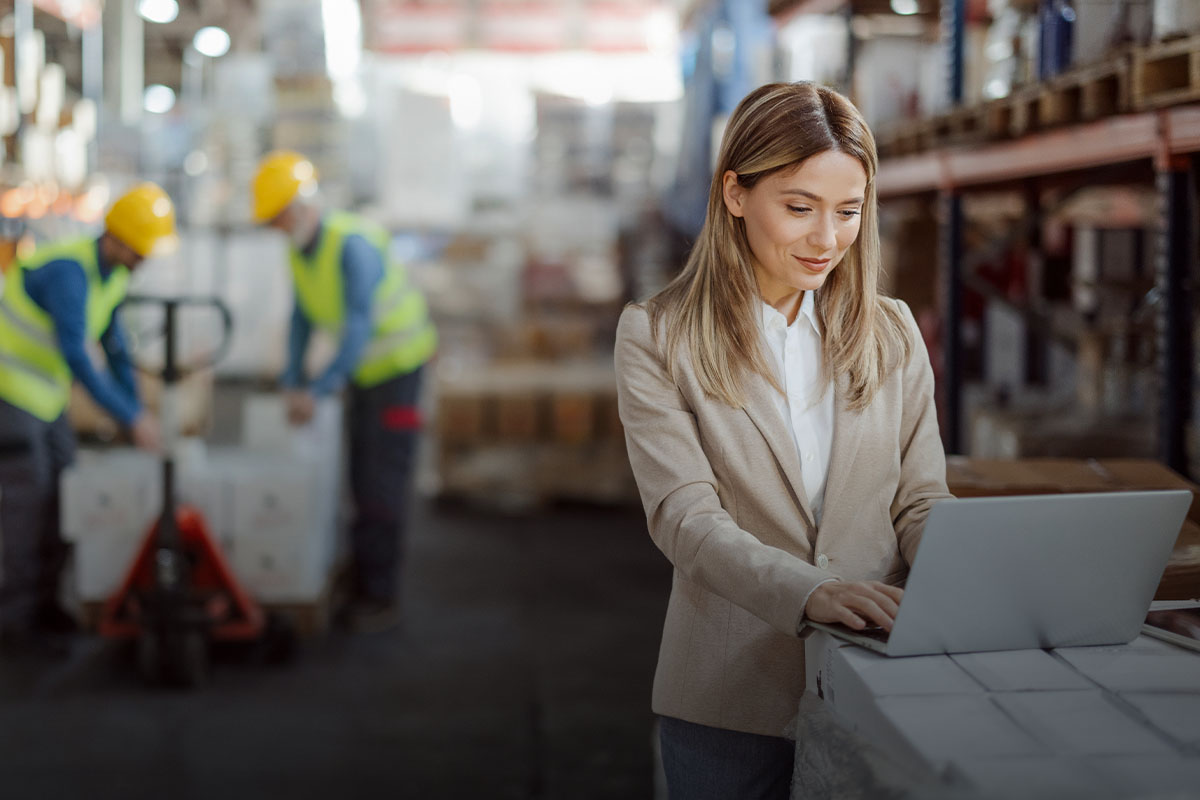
796, 256, 831, 272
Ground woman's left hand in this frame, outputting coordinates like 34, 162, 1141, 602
805, 580, 904, 631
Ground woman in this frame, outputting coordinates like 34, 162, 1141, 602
615, 82, 952, 797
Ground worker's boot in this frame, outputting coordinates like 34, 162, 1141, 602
35, 603, 79, 635
347, 598, 402, 635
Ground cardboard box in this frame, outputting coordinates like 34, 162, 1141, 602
62, 445, 224, 601
1160, 519, 1200, 599
946, 756, 1105, 799
438, 392, 486, 444
495, 393, 541, 442
876, 694, 1044, 768
226, 524, 331, 603
1054, 643, 1200, 692
551, 392, 594, 445
60, 450, 159, 539
242, 394, 341, 458
212, 452, 336, 603
1087, 755, 1200, 797
73, 529, 144, 602
967, 408, 1157, 460
68, 369, 214, 440
992, 691, 1173, 756
949, 649, 1095, 692
1119, 693, 1200, 747
806, 629, 1200, 795
805, 633, 1045, 772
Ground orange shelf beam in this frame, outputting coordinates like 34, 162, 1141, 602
877, 104, 1200, 198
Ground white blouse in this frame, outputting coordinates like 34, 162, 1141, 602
760, 291, 835, 524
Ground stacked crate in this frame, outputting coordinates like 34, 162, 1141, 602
435, 361, 636, 508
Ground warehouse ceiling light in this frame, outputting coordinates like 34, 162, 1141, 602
322, 0, 362, 79
137, 0, 179, 24
890, 0, 919, 14
193, 26, 231, 58
143, 84, 176, 114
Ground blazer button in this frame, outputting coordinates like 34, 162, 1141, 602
816, 553, 829, 569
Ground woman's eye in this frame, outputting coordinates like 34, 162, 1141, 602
839, 209, 862, 219
787, 206, 811, 214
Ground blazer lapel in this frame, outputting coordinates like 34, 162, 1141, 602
820, 372, 864, 525
741, 370, 817, 529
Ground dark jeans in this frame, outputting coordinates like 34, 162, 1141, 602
0, 400, 75, 633
347, 367, 423, 603
659, 715, 794, 800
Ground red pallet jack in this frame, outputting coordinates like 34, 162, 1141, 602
99, 296, 291, 687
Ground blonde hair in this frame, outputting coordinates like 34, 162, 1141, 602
648, 81, 912, 411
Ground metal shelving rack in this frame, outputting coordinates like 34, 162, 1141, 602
872, 5, 1199, 475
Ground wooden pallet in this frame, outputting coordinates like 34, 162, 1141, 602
896, 119, 928, 155
873, 120, 906, 159
1008, 87, 1042, 137
982, 98, 1014, 140
1076, 57, 1132, 119
944, 106, 987, 146
1133, 33, 1200, 109
1038, 79, 1083, 128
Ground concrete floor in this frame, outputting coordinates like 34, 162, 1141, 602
0, 497, 670, 799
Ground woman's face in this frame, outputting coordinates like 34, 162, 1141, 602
722, 150, 867, 304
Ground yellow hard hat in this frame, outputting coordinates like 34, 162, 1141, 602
252, 151, 318, 223
104, 183, 179, 258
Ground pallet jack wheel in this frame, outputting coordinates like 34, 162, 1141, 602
260, 612, 298, 665
136, 631, 162, 686
137, 629, 210, 688
167, 630, 210, 689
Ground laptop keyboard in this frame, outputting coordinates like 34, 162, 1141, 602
820, 622, 891, 643
857, 626, 890, 643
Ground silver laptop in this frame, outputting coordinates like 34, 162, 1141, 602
807, 490, 1192, 656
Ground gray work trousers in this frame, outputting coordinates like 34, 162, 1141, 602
347, 366, 423, 603
0, 399, 76, 633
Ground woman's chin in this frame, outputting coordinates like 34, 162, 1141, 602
789, 270, 831, 292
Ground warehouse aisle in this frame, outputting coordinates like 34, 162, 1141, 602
0, 498, 669, 800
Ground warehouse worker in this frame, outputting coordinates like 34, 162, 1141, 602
0, 183, 177, 655
252, 151, 437, 633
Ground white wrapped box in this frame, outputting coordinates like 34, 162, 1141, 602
208, 450, 337, 603
61, 449, 159, 541
73, 529, 145, 602
62, 444, 222, 601
241, 393, 342, 533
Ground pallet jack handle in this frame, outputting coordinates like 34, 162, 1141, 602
119, 295, 233, 571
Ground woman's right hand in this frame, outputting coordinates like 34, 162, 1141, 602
805, 580, 904, 631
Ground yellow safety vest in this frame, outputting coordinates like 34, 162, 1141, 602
0, 237, 130, 422
289, 211, 437, 387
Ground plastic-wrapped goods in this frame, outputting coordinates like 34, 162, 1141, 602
207, 449, 336, 603
61, 396, 344, 605
61, 444, 220, 601
1153, 0, 1200, 40
1073, 0, 1154, 66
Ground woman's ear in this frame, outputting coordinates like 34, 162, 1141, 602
721, 170, 745, 218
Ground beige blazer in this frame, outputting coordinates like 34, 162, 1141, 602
614, 298, 952, 737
